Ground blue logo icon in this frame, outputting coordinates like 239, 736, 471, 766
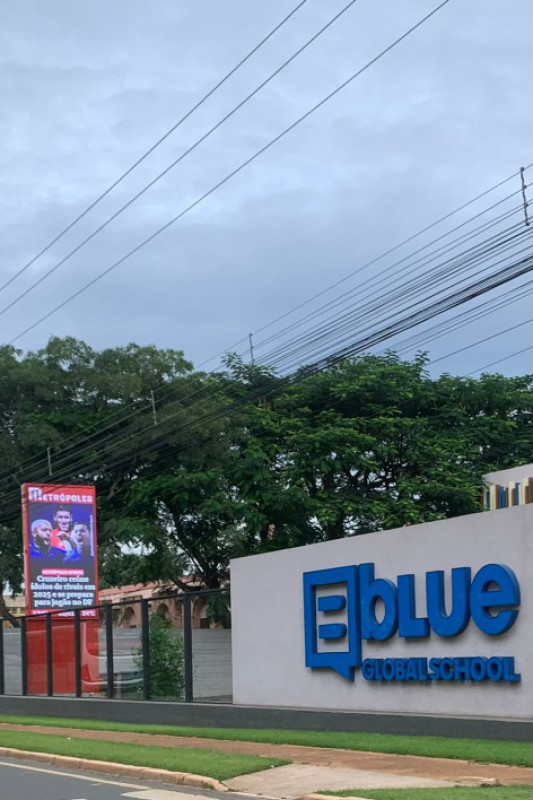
303, 566, 361, 680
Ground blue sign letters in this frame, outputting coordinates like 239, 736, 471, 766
303, 562, 521, 684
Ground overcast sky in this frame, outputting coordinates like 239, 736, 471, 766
0, 0, 532, 377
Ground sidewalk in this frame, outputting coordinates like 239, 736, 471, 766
0, 722, 530, 798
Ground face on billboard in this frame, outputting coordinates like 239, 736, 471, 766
72, 523, 91, 551
32, 520, 53, 551
54, 508, 73, 531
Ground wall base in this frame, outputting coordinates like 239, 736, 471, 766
0, 696, 530, 742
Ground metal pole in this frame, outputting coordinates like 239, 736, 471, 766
46, 613, 53, 697
105, 604, 114, 699
183, 595, 193, 703
21, 618, 28, 696
520, 166, 530, 226
141, 600, 150, 701
0, 622, 4, 695
74, 610, 82, 698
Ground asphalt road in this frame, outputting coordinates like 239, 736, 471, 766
0, 758, 232, 800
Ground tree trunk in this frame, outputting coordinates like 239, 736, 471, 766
0, 592, 21, 628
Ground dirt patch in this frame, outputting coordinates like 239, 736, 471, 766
0, 723, 530, 786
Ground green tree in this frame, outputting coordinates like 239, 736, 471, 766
0, 337, 193, 598
228, 354, 533, 544
1, 339, 531, 602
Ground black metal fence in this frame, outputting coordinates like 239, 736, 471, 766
0, 588, 231, 704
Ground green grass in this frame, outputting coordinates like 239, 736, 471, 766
0, 730, 287, 781
0, 714, 530, 768
318, 788, 533, 800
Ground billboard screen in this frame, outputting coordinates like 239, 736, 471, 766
22, 484, 99, 617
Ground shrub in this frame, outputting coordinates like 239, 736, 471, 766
134, 614, 185, 699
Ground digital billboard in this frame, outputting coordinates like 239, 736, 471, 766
22, 483, 99, 617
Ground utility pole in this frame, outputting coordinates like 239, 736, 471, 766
150, 390, 158, 425
520, 167, 530, 227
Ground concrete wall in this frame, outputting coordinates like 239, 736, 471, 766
0, 696, 530, 741
192, 628, 232, 699
231, 504, 532, 719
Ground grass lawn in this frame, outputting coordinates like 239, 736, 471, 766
0, 730, 288, 781
0, 714, 530, 768
318, 788, 533, 800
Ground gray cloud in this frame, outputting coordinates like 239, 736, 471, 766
0, 0, 531, 377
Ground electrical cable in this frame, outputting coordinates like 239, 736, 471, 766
2, 238, 529, 510
2, 210, 520, 489
385, 278, 533, 357
429, 317, 533, 365
0, 190, 528, 493
0, 0, 311, 296
193, 165, 532, 369
252, 193, 523, 357
7, 0, 453, 345
0, 0, 360, 321
463, 345, 533, 376
264, 223, 530, 371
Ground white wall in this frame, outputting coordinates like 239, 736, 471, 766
484, 463, 533, 485
231, 504, 532, 718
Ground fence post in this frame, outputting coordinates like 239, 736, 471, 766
183, 594, 193, 703
46, 613, 53, 697
21, 617, 28, 696
141, 599, 150, 701
74, 609, 82, 698
0, 622, 4, 695
105, 604, 114, 699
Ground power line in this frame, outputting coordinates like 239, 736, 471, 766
4, 168, 524, 485
385, 278, 533, 357
464, 345, 533, 377
263, 221, 530, 371
252, 192, 524, 360
192, 165, 532, 370
429, 317, 533, 366
2, 227, 529, 509
256, 206, 524, 368
253, 190, 527, 353
0, 0, 310, 296
0, 187, 507, 488
7, 0, 453, 345
0, 0, 360, 322
0, 182, 527, 492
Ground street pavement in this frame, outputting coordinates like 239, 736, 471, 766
0, 758, 234, 800
226, 763, 455, 797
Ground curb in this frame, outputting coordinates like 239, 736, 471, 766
298, 796, 369, 800
0, 746, 228, 792
298, 795, 367, 800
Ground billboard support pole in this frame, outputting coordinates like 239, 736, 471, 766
0, 623, 4, 695
74, 609, 82, 698
21, 618, 27, 696
141, 600, 150, 701
183, 594, 193, 703
105, 604, 114, 699
46, 613, 53, 696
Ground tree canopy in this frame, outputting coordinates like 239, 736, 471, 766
0, 337, 531, 604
